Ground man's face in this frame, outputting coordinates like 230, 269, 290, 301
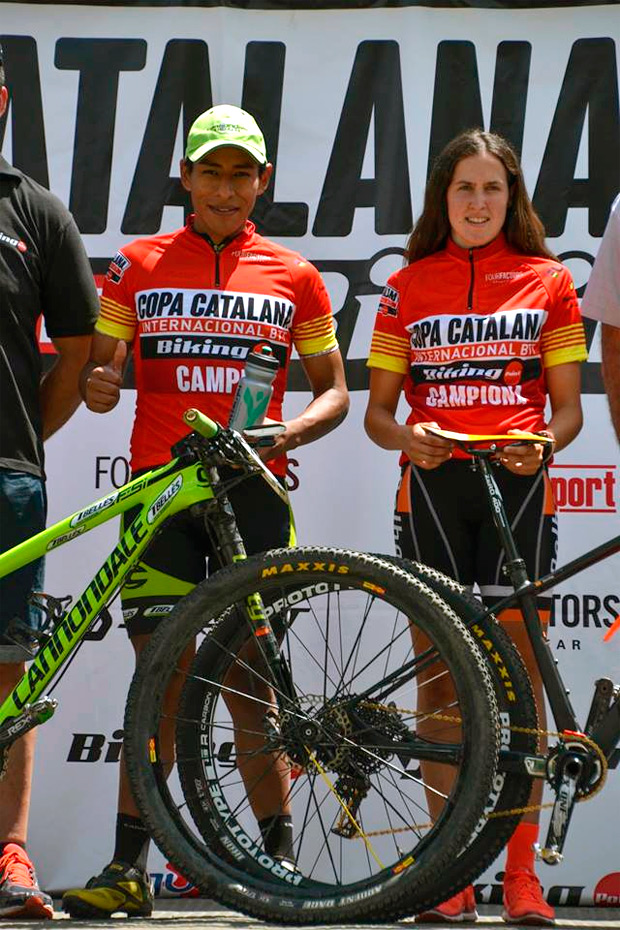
180, 146, 272, 242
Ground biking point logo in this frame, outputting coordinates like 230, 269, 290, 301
593, 872, 620, 906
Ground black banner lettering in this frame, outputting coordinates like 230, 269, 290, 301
122, 39, 211, 233
313, 40, 412, 236
55, 38, 146, 233
243, 41, 309, 236
0, 35, 48, 186
533, 38, 620, 237
489, 41, 532, 157
427, 41, 483, 172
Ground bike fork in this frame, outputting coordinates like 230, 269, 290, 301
202, 471, 296, 706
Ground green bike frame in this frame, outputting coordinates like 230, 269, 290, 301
0, 453, 214, 728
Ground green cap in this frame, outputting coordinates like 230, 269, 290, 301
185, 105, 267, 165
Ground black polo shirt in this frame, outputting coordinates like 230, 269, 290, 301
0, 154, 99, 477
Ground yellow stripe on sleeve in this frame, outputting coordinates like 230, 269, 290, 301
367, 353, 409, 375
543, 345, 589, 367
541, 323, 587, 367
98, 296, 137, 341
294, 316, 339, 357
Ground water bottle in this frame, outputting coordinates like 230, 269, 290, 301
228, 345, 280, 430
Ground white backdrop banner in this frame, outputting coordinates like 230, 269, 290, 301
1, 0, 619, 907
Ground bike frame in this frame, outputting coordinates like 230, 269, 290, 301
0, 454, 217, 728
0, 408, 294, 756
470, 450, 620, 763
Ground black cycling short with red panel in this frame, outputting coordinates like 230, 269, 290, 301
394, 459, 557, 622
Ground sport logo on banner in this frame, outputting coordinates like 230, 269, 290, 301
549, 464, 617, 514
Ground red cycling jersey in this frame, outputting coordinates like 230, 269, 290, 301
98, 219, 338, 474
368, 234, 587, 459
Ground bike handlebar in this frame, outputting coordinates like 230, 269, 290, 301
183, 408, 219, 438
182, 408, 289, 505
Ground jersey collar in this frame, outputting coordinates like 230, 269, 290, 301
186, 216, 255, 252
445, 231, 507, 262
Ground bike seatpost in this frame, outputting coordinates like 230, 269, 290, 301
474, 450, 529, 587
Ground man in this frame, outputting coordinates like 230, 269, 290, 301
0, 44, 98, 919
581, 193, 620, 443
62, 104, 349, 919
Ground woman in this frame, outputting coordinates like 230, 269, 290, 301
365, 129, 586, 926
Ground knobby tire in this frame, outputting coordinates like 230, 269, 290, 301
124, 547, 501, 924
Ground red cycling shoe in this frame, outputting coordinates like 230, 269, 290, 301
0, 843, 53, 919
502, 868, 555, 926
416, 884, 478, 923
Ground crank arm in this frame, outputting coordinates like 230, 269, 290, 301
0, 697, 58, 746
536, 754, 583, 865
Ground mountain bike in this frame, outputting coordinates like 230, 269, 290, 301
390, 428, 620, 909
121, 417, 532, 923
0, 409, 504, 923
122, 427, 618, 924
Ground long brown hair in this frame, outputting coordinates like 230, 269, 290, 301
405, 129, 556, 264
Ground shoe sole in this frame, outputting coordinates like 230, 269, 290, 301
416, 913, 479, 924
62, 895, 152, 919
415, 911, 465, 924
502, 908, 555, 926
0, 895, 53, 919
416, 907, 478, 923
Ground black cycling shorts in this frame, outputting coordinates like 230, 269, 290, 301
394, 460, 557, 621
120, 471, 294, 637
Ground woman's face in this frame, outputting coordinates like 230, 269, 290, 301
446, 151, 511, 249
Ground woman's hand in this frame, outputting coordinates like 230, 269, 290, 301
403, 422, 454, 470
364, 371, 452, 468
496, 429, 555, 475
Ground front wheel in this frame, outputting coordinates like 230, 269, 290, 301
124, 547, 500, 924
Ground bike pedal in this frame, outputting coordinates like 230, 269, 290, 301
534, 843, 563, 865
584, 678, 615, 735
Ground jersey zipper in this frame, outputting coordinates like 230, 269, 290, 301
198, 230, 243, 288
467, 248, 475, 311
213, 242, 224, 288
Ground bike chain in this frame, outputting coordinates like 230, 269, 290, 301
384, 706, 608, 805
299, 700, 609, 838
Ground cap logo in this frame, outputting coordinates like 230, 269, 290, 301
185, 105, 267, 164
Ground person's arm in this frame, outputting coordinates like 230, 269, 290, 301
80, 331, 130, 413
261, 349, 349, 460
498, 361, 583, 474
40, 334, 93, 440
601, 323, 620, 443
364, 368, 453, 468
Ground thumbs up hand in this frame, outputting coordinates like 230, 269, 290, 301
84, 339, 128, 413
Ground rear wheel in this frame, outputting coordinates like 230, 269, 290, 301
379, 556, 537, 902
125, 547, 500, 924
